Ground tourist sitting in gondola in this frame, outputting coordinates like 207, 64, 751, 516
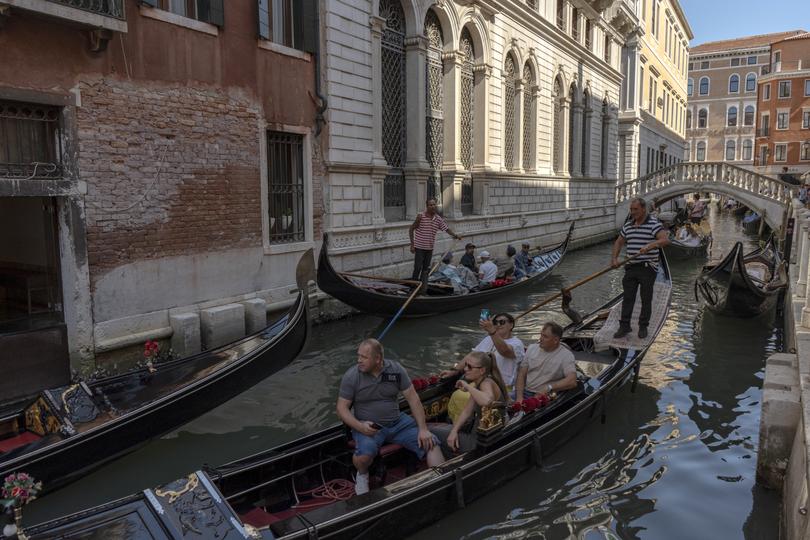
514, 322, 577, 401
474, 313, 524, 396
429, 253, 479, 294
496, 246, 517, 280
429, 351, 508, 462
460, 242, 478, 273
478, 251, 498, 286
514, 242, 532, 279
336, 338, 438, 495
675, 223, 702, 246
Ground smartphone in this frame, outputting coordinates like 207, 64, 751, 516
480, 308, 490, 321
370, 422, 383, 430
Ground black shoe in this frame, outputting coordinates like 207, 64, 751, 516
613, 326, 631, 339
638, 327, 648, 339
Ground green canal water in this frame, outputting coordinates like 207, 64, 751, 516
26, 207, 782, 539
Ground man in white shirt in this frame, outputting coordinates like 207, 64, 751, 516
473, 312, 525, 392
515, 322, 577, 401
478, 251, 498, 285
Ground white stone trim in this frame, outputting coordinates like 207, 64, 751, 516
3, 0, 127, 33
139, 5, 218, 36
257, 39, 312, 61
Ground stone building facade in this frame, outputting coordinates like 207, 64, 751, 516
617, 0, 691, 183
686, 30, 806, 168
322, 0, 641, 276
0, 0, 323, 398
754, 32, 810, 180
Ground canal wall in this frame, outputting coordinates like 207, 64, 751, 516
760, 200, 810, 540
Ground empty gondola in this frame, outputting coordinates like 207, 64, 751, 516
695, 237, 787, 317
316, 223, 574, 318
22, 254, 673, 540
0, 251, 313, 495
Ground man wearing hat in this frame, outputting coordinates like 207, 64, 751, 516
514, 242, 532, 279
478, 251, 498, 286
460, 243, 478, 273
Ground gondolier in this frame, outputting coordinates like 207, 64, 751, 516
611, 197, 669, 339
688, 193, 706, 224
409, 199, 462, 291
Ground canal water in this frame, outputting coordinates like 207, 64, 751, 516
27, 206, 782, 539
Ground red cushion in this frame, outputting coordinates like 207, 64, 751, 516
0, 432, 40, 453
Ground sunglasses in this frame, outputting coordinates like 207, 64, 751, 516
464, 364, 483, 370
493, 319, 510, 326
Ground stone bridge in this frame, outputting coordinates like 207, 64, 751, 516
615, 162, 798, 232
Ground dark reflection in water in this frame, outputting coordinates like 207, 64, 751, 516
26, 207, 781, 540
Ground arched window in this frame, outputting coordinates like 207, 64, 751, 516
424, 10, 444, 204
696, 141, 706, 161
686, 109, 692, 129
503, 55, 517, 170
745, 73, 757, 92
600, 99, 609, 177
581, 90, 590, 176
725, 140, 736, 161
727, 106, 737, 127
743, 139, 753, 160
698, 108, 708, 128
522, 63, 535, 171
459, 28, 475, 215
729, 74, 739, 93
552, 78, 564, 174
744, 105, 755, 126
568, 83, 577, 174
687, 78, 694, 96
380, 0, 406, 221
699, 77, 709, 95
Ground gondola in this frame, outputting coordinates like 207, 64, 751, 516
663, 222, 711, 260
732, 204, 748, 217
0, 251, 313, 495
742, 212, 761, 234
23, 254, 672, 540
695, 237, 786, 317
317, 223, 575, 318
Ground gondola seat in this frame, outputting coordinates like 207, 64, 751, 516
0, 431, 40, 454
346, 439, 416, 486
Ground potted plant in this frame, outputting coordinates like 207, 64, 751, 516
1, 472, 42, 539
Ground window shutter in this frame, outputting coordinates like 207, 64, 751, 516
140, 0, 158, 7
207, 0, 224, 27
258, 0, 270, 40
296, 0, 318, 53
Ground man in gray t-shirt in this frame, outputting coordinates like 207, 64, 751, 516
515, 322, 578, 400
336, 338, 438, 495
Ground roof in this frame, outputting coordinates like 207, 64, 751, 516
782, 32, 810, 42
691, 30, 807, 54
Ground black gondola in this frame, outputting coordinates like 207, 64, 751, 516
695, 237, 786, 317
317, 223, 575, 318
23, 255, 672, 540
0, 251, 313, 495
664, 228, 711, 260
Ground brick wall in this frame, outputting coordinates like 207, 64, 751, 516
79, 77, 264, 282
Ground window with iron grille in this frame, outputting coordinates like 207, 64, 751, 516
568, 84, 577, 173
0, 101, 63, 180
600, 100, 609, 177
552, 79, 563, 174
522, 64, 535, 171
503, 55, 517, 170
267, 131, 305, 244
144, 0, 224, 26
380, 0, 407, 222
581, 92, 589, 175
460, 29, 475, 173
425, 9, 444, 206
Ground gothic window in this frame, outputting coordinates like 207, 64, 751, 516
425, 10, 444, 205
460, 28, 475, 215
522, 64, 535, 171
380, 0, 406, 221
600, 99, 609, 177
503, 55, 517, 170
581, 90, 590, 176
568, 83, 577, 174
552, 78, 564, 174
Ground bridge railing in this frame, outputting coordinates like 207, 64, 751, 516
616, 162, 798, 207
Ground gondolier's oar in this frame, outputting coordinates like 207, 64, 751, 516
515, 252, 642, 320
377, 244, 456, 341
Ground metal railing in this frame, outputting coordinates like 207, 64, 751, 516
48, 0, 125, 20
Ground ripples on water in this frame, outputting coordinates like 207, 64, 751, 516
27, 208, 783, 539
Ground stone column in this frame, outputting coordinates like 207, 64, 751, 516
473, 63, 492, 170
582, 106, 594, 177
404, 35, 430, 219
441, 171, 465, 218
569, 101, 583, 177
440, 51, 464, 219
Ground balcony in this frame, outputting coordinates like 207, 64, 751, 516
1, 0, 127, 50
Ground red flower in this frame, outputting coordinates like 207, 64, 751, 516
509, 402, 522, 414
428, 375, 439, 385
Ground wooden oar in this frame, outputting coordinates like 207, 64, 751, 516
339, 271, 454, 289
377, 244, 457, 341
515, 253, 642, 320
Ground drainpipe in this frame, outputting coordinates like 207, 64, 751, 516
313, 0, 328, 137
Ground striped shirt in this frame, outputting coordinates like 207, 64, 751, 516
412, 212, 449, 250
620, 215, 663, 268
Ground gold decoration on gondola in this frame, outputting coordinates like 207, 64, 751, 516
477, 403, 504, 434
423, 396, 449, 420
23, 397, 61, 436
155, 473, 199, 503
60, 385, 80, 414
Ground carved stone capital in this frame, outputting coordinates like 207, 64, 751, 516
369, 15, 386, 35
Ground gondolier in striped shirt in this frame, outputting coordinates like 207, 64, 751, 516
409, 199, 462, 291
611, 197, 669, 339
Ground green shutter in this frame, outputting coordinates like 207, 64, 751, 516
140, 0, 158, 7
207, 0, 224, 26
258, 0, 270, 40
297, 0, 318, 53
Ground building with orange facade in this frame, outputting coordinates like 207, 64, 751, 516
754, 32, 810, 181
